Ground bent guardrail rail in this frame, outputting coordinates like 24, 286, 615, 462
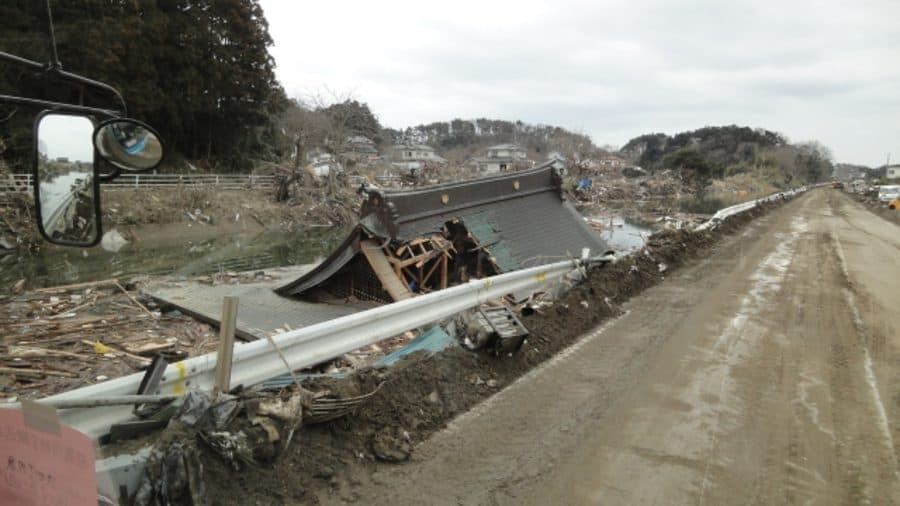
695, 186, 809, 232
36, 258, 583, 440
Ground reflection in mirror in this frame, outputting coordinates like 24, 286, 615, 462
37, 114, 98, 244
94, 119, 163, 171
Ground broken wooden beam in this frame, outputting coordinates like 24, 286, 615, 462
120, 337, 178, 356
360, 239, 413, 301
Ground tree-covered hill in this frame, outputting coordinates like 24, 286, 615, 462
384, 118, 599, 163
0, 0, 285, 171
621, 125, 831, 186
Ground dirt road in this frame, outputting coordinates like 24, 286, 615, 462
326, 189, 900, 505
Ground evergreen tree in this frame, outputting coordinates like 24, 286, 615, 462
0, 0, 285, 171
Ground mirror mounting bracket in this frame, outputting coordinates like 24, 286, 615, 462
0, 1, 128, 116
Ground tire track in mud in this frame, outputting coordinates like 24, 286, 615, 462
829, 216, 898, 470
695, 215, 809, 505
327, 197, 811, 506
333, 191, 900, 506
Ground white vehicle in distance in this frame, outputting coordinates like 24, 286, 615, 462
877, 185, 900, 202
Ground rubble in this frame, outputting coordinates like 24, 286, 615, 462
1, 187, 794, 505
121, 199, 784, 506
130, 379, 381, 505
0, 278, 219, 399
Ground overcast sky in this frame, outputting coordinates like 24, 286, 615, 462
260, 0, 900, 166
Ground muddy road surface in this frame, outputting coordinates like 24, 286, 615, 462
325, 189, 900, 506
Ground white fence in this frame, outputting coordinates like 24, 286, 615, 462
106, 174, 274, 190
1, 173, 275, 192
0, 174, 32, 194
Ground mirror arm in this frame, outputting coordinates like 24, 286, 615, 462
45, 0, 61, 70
52, 68, 128, 115
0, 53, 127, 116
0, 94, 118, 118
0, 50, 45, 72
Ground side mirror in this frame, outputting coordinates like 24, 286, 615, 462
93, 118, 164, 172
34, 112, 102, 246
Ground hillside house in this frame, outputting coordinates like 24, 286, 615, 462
887, 165, 900, 180
597, 154, 629, 168
345, 135, 378, 155
339, 135, 378, 163
469, 143, 530, 174
388, 143, 446, 164
387, 143, 448, 178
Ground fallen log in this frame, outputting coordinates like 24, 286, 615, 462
0, 366, 79, 378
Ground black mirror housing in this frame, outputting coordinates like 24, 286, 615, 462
32, 111, 103, 247
93, 118, 165, 172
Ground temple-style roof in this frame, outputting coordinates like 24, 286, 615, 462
277, 166, 607, 300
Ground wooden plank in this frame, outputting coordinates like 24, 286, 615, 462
422, 257, 442, 286
414, 250, 440, 269
387, 253, 429, 269
33, 278, 119, 293
120, 338, 178, 356
213, 296, 239, 396
360, 239, 413, 301
0, 366, 78, 378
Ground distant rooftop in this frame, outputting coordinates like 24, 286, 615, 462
391, 143, 437, 153
488, 143, 525, 151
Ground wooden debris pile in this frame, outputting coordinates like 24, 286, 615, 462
385, 234, 455, 293
0, 278, 219, 400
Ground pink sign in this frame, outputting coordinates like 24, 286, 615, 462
0, 405, 96, 506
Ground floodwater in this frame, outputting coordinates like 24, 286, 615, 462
0, 226, 347, 293
589, 216, 654, 252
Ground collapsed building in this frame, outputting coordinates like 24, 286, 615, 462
276, 166, 608, 304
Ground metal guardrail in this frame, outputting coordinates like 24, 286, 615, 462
695, 186, 808, 232
39, 258, 583, 439
1, 173, 274, 192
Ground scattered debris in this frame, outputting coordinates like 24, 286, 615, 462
0, 280, 219, 399
131, 379, 381, 505
2, 189, 793, 505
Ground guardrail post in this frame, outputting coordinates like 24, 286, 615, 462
213, 296, 239, 396
134, 175, 139, 188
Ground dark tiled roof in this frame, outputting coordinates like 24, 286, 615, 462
278, 166, 607, 297
392, 191, 602, 269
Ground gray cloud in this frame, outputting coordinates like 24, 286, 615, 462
261, 0, 900, 165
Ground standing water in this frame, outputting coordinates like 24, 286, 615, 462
587, 216, 654, 253
0, 226, 347, 293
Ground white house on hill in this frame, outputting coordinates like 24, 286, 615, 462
469, 143, 530, 174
